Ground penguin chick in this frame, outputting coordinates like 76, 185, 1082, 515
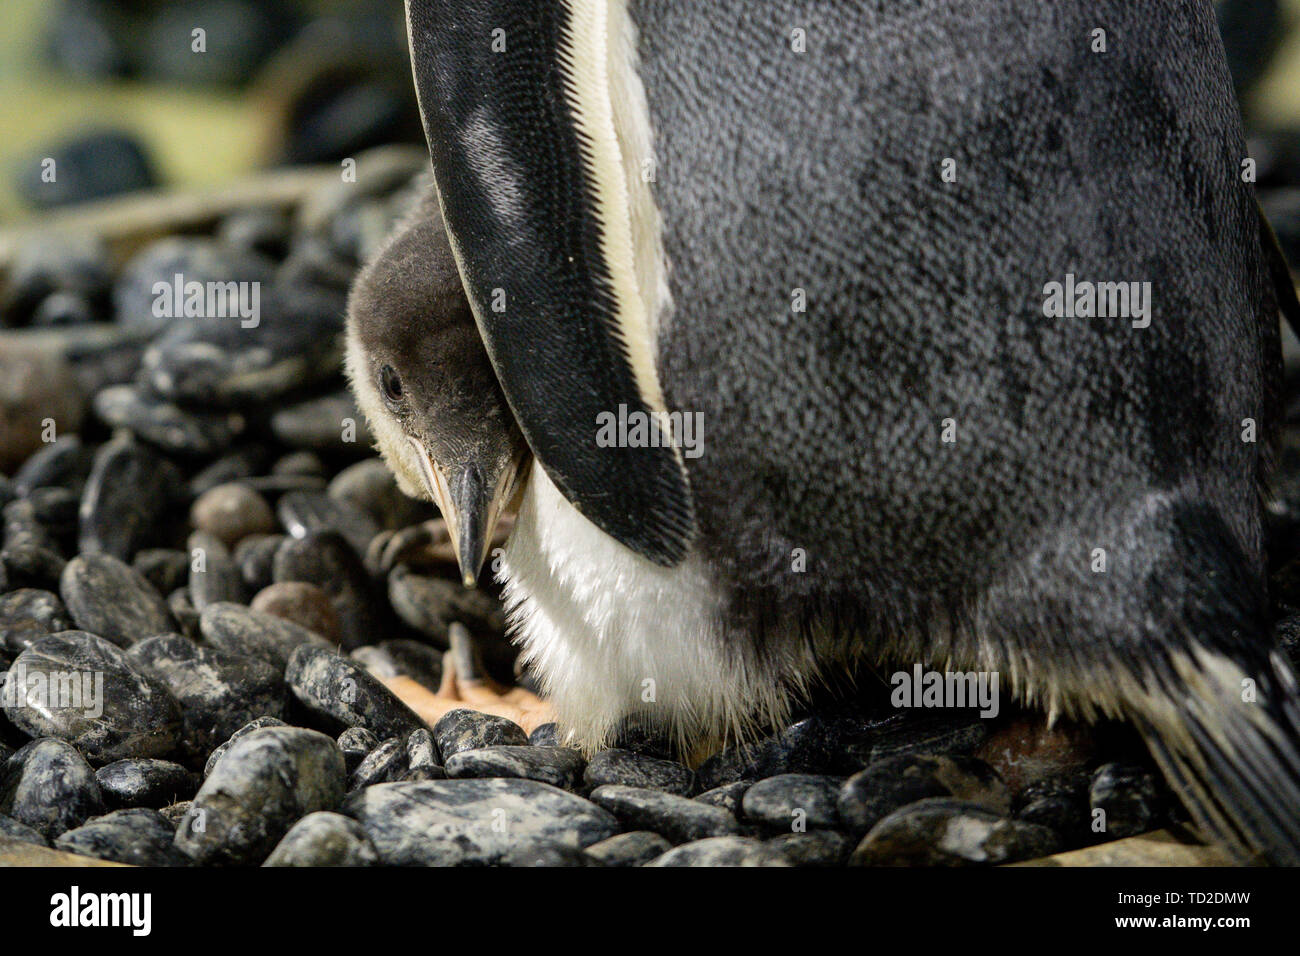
345, 178, 529, 587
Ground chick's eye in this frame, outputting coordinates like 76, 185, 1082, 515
379, 365, 404, 406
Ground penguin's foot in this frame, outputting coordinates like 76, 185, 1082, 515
380, 623, 554, 735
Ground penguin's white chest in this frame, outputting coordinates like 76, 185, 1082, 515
498, 467, 809, 751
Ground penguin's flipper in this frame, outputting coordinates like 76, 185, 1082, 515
405, 0, 695, 566
1259, 200, 1300, 340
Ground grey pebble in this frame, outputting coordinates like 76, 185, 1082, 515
433, 708, 528, 760
838, 754, 1012, 835
287, 644, 425, 740
200, 602, 331, 671
56, 808, 191, 866
584, 831, 673, 867
0, 738, 106, 838
96, 758, 199, 809
849, 798, 1060, 866
589, 785, 744, 844
646, 836, 791, 867
203, 717, 289, 778
742, 774, 844, 831
263, 811, 378, 867
584, 748, 694, 795
446, 746, 586, 790
60, 553, 174, 647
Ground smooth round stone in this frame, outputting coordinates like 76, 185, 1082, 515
405, 728, 439, 772
11, 435, 94, 496
278, 490, 381, 557
191, 483, 277, 548
1089, 763, 1162, 840
528, 722, 562, 748
1016, 773, 1091, 841
645, 836, 791, 867
55, 808, 191, 867
273, 531, 382, 651
349, 737, 410, 790
142, 285, 343, 406
867, 713, 991, 764
78, 436, 179, 561
328, 458, 429, 530
187, 531, 244, 611
344, 778, 620, 866
218, 207, 291, 259
60, 553, 175, 647
128, 633, 287, 758
849, 798, 1060, 866
199, 602, 331, 671
132, 549, 190, 599
188, 447, 271, 497
589, 785, 743, 844
263, 811, 379, 867
1, 532, 67, 591
351, 640, 443, 692
176, 726, 346, 866
3, 631, 182, 763
273, 451, 326, 478
338, 727, 380, 776
432, 709, 528, 761
0, 738, 106, 838
497, 842, 599, 866
27, 487, 79, 541
114, 237, 275, 337
18, 129, 157, 210
93, 385, 243, 458
0, 812, 48, 847
838, 754, 1013, 836
251, 582, 342, 643
287, 644, 425, 740
233, 534, 284, 593
203, 717, 288, 778
446, 746, 586, 790
269, 390, 372, 454
0, 588, 72, 653
0, 235, 110, 322
388, 565, 507, 641
583, 831, 673, 867
766, 831, 853, 867
742, 774, 843, 831
584, 749, 694, 795
694, 781, 752, 815
96, 758, 200, 809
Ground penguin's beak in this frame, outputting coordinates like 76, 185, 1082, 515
408, 438, 516, 589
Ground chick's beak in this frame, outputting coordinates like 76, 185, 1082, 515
408, 438, 516, 589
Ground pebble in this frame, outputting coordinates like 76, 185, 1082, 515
132, 549, 190, 599
433, 709, 529, 761
11, 435, 94, 496
128, 633, 287, 758
199, 602, 331, 671
1016, 773, 1092, 842
2, 631, 182, 763
1, 236, 110, 324
329, 458, 430, 531
93, 385, 243, 458
278, 490, 381, 557
742, 774, 843, 831
0, 738, 106, 838
60, 553, 175, 647
0, 336, 86, 474
646, 836, 791, 867
767, 830, 853, 866
446, 746, 586, 791
583, 748, 695, 796
273, 531, 383, 650
867, 712, 991, 764
1089, 763, 1162, 840
202, 717, 288, 778
338, 727, 379, 775
176, 726, 346, 865
96, 758, 199, 809
849, 798, 1060, 866
0, 588, 72, 653
349, 737, 410, 790
405, 728, 439, 772
20, 129, 157, 209
286, 644, 425, 739
191, 483, 277, 547
250, 582, 342, 643
55, 808, 191, 867
263, 811, 379, 867
584, 831, 673, 867
388, 564, 507, 642
269, 390, 371, 453
351, 639, 443, 692
0, 813, 48, 847
78, 435, 179, 562
589, 785, 744, 844
344, 778, 620, 866
187, 531, 244, 610
694, 781, 752, 815
233, 534, 284, 593
837, 754, 1011, 834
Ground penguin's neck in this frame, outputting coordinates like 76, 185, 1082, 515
498, 466, 823, 755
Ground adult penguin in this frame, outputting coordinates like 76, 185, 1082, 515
352, 0, 1300, 863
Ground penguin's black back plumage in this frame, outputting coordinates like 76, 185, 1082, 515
404, 0, 1300, 862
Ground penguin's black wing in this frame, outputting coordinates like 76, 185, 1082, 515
405, 0, 695, 566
